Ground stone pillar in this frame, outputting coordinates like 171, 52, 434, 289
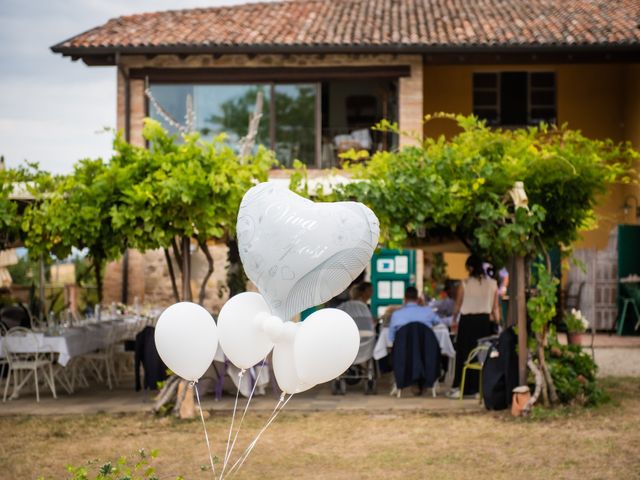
129, 79, 146, 146
398, 55, 424, 146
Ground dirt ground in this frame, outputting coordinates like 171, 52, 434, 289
2, 377, 639, 480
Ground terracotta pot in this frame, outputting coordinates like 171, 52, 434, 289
511, 385, 531, 417
567, 332, 583, 346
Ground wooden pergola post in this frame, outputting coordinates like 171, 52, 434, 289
515, 256, 528, 385
507, 254, 528, 385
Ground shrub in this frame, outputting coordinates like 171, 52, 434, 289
546, 344, 607, 406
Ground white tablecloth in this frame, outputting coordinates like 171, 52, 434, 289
0, 317, 144, 367
373, 324, 455, 360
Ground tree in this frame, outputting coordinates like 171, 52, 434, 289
21, 159, 130, 304
110, 119, 275, 305
307, 113, 637, 406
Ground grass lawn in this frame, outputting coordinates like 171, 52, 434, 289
2, 377, 639, 480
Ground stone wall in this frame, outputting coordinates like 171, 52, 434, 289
103, 243, 230, 315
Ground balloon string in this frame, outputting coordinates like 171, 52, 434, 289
222, 393, 284, 479
224, 392, 294, 478
219, 369, 245, 480
222, 359, 266, 477
192, 381, 216, 478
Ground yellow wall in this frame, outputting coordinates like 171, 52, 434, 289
423, 63, 640, 251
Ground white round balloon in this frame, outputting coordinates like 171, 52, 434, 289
294, 309, 360, 385
217, 292, 279, 369
237, 182, 380, 321
154, 302, 218, 382
272, 322, 314, 394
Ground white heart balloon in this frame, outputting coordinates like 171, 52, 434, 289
217, 292, 280, 369
154, 302, 218, 382
272, 322, 315, 394
294, 308, 360, 385
237, 182, 379, 321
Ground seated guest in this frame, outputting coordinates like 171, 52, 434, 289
431, 280, 457, 317
430, 280, 458, 327
337, 282, 374, 331
388, 286, 440, 343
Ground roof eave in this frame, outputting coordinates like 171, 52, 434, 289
51, 43, 640, 66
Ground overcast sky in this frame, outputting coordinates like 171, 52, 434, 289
0, 0, 257, 174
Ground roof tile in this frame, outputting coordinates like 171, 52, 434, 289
54, 0, 640, 53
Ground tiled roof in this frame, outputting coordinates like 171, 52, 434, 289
53, 0, 640, 55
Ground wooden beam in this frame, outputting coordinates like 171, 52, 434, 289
129, 66, 412, 83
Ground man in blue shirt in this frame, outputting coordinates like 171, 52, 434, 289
388, 286, 440, 343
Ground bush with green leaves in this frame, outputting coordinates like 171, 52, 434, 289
547, 344, 606, 406
38, 448, 204, 480
332, 114, 636, 265
110, 119, 276, 303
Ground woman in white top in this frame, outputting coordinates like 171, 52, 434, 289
448, 255, 500, 398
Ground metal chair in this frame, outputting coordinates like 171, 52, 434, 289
616, 297, 640, 335
2, 327, 57, 402
459, 344, 491, 403
617, 283, 640, 335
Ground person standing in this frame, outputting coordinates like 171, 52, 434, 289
447, 255, 500, 398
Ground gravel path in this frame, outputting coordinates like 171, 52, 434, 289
595, 348, 640, 377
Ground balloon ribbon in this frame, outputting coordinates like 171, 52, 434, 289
192, 381, 217, 477
223, 392, 294, 478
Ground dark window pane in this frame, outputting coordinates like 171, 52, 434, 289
530, 108, 556, 124
474, 108, 499, 123
473, 90, 498, 107
531, 72, 555, 88
275, 84, 316, 168
500, 72, 527, 125
531, 90, 555, 106
473, 73, 497, 89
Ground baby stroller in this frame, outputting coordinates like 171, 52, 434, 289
331, 307, 378, 395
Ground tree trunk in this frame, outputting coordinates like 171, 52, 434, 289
523, 357, 544, 415
197, 238, 214, 306
164, 247, 180, 303
226, 237, 247, 298
181, 235, 192, 302
94, 257, 103, 305
536, 336, 550, 406
172, 237, 183, 273
179, 236, 194, 419
38, 253, 46, 321
538, 329, 559, 404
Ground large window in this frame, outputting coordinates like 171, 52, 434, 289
149, 83, 317, 167
149, 77, 399, 168
473, 72, 556, 127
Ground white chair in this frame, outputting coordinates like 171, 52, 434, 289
82, 326, 118, 389
2, 327, 57, 402
0, 323, 9, 385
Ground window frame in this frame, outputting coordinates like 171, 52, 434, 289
140, 66, 409, 169
472, 71, 557, 128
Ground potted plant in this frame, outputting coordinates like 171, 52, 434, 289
564, 308, 589, 345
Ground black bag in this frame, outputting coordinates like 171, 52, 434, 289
482, 328, 519, 410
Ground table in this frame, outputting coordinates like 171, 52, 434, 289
373, 324, 455, 360
0, 316, 146, 366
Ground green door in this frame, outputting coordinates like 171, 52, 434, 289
370, 249, 417, 319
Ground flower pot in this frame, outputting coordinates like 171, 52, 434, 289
567, 332, 583, 346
